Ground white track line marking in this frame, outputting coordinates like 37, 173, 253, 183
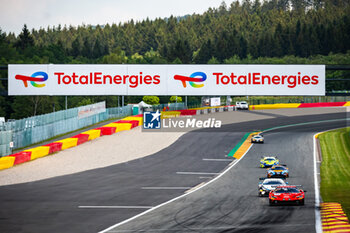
79, 206, 153, 209
99, 146, 252, 233
199, 176, 212, 179
202, 158, 233, 162
141, 187, 191, 190
313, 132, 322, 233
176, 172, 220, 175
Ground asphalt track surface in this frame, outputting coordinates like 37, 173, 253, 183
0, 110, 348, 233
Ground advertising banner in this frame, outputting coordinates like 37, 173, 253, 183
9, 64, 325, 96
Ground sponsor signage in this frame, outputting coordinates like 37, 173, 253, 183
9, 64, 325, 96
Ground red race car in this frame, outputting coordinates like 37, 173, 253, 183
269, 186, 306, 205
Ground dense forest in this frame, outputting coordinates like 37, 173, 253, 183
0, 0, 350, 119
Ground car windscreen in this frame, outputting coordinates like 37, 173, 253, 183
272, 166, 286, 170
275, 188, 300, 193
264, 181, 283, 185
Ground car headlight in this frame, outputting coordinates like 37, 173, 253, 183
296, 195, 303, 199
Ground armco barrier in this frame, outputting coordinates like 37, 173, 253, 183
249, 101, 350, 110
298, 102, 346, 108
0, 156, 15, 170
116, 120, 139, 128
122, 116, 143, 125
249, 103, 301, 110
95, 127, 116, 135
55, 138, 78, 150
24, 146, 50, 160
43, 142, 63, 154
81, 130, 101, 140
10, 151, 32, 165
177, 109, 197, 116
161, 111, 181, 119
71, 134, 89, 145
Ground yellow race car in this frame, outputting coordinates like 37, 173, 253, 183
260, 156, 279, 168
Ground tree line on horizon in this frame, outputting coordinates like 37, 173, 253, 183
0, 0, 350, 119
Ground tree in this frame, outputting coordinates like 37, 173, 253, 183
239, 36, 248, 59
208, 56, 220, 64
169, 96, 183, 103
143, 96, 160, 105
16, 24, 34, 50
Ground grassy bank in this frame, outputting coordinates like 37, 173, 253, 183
319, 127, 350, 219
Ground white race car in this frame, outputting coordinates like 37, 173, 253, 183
258, 178, 287, 197
251, 134, 264, 143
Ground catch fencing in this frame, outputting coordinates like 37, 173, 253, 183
0, 101, 187, 157
0, 102, 132, 156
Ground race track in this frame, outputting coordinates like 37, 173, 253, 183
0, 109, 348, 233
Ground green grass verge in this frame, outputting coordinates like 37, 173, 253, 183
319, 127, 350, 219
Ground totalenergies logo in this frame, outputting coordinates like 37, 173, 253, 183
174, 72, 207, 88
15, 71, 48, 88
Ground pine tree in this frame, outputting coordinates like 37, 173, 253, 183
16, 24, 34, 50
